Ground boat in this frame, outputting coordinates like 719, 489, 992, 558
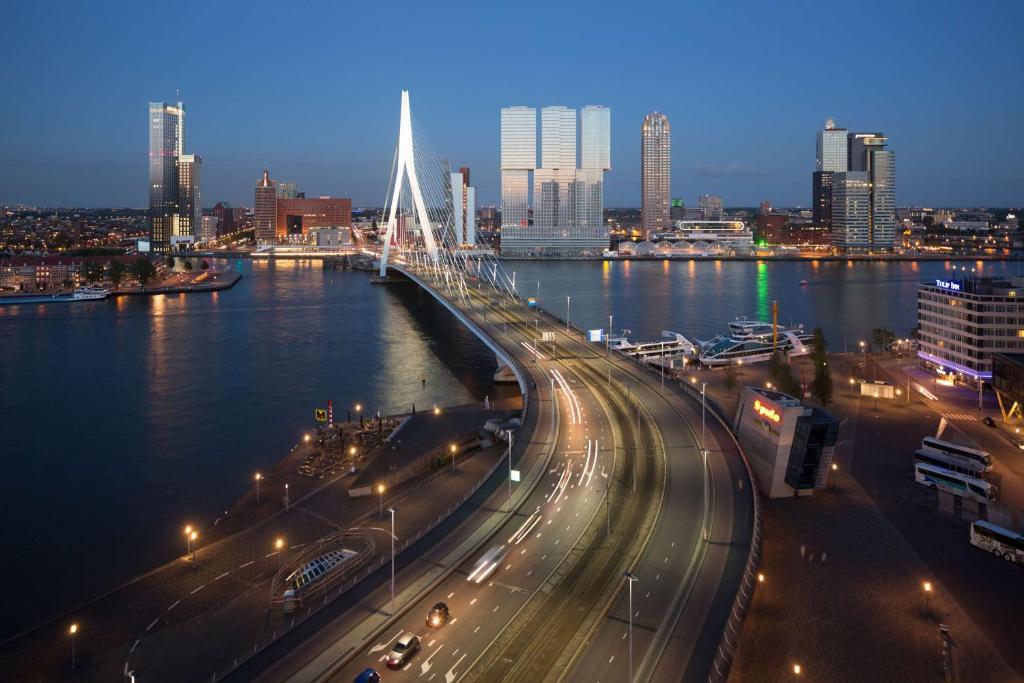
698, 318, 813, 367
0, 286, 110, 305
800, 280, 809, 286
610, 330, 699, 361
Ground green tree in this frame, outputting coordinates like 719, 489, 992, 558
183, 259, 193, 271
130, 258, 157, 288
165, 255, 175, 268
109, 260, 125, 288
200, 259, 209, 270
768, 352, 803, 397
82, 262, 101, 284
810, 327, 833, 405
871, 328, 896, 352
724, 362, 738, 393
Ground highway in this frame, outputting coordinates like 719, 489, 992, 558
244, 268, 754, 683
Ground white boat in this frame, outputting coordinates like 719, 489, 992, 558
698, 318, 813, 367
610, 330, 699, 360
0, 285, 110, 305
72, 286, 110, 301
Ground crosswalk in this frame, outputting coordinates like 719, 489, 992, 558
939, 412, 980, 421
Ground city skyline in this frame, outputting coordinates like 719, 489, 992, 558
2, 2, 1021, 209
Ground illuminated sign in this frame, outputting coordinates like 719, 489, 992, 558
935, 279, 961, 291
753, 398, 781, 424
589, 329, 604, 342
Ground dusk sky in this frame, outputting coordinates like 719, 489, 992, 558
1, 0, 1021, 209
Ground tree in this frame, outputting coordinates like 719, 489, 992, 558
200, 259, 209, 270
83, 262, 102, 284
768, 352, 803, 397
810, 327, 833, 406
183, 259, 193, 271
109, 260, 125, 288
130, 258, 157, 288
724, 362, 738, 393
165, 255, 175, 268
61, 278, 74, 290
871, 328, 896, 352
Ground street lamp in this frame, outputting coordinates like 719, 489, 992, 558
275, 537, 285, 570
184, 525, 193, 556
766, 381, 773, 390
377, 484, 385, 516
757, 572, 765, 584
506, 430, 514, 513
923, 580, 933, 615
190, 531, 198, 561
255, 472, 262, 504
433, 405, 441, 416
69, 623, 79, 670
388, 507, 396, 612
566, 295, 571, 333
304, 433, 311, 458
624, 572, 638, 682
793, 663, 803, 676
450, 443, 457, 473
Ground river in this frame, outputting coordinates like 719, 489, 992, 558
0, 257, 1015, 640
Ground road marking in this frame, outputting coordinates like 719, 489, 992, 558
645, 591, 651, 598
447, 592, 454, 599
622, 632, 627, 640
146, 617, 160, 632
238, 560, 254, 569
265, 551, 278, 558
428, 640, 436, 647
527, 569, 533, 576
521, 548, 527, 555
493, 605, 500, 612
655, 574, 660, 580
420, 643, 444, 675
470, 598, 478, 605
671, 541, 675, 548
474, 626, 480, 633
547, 519, 553, 525
131, 638, 140, 653
166, 600, 180, 612
451, 617, 458, 624
554, 539, 560, 545
445, 652, 468, 683
370, 629, 404, 653
505, 564, 512, 570
214, 572, 229, 582
190, 584, 205, 595
609, 655, 615, 663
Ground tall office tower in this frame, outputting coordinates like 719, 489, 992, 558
581, 106, 611, 171
148, 101, 184, 252
831, 172, 871, 248
278, 181, 298, 200
836, 133, 896, 251
641, 112, 671, 237
812, 117, 848, 229
254, 167, 277, 244
500, 106, 537, 241
175, 154, 201, 240
699, 194, 724, 221
576, 105, 611, 248
450, 167, 477, 245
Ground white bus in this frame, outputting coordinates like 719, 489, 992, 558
913, 448, 988, 478
921, 436, 992, 472
914, 462, 996, 503
970, 521, 1024, 566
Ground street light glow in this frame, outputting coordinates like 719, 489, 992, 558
433, 406, 441, 415
757, 572, 765, 583
377, 484, 385, 494
349, 446, 357, 455
190, 531, 198, 541
69, 623, 78, 635
793, 663, 802, 675
255, 472, 261, 482
832, 463, 838, 471
923, 581, 932, 593
304, 434, 310, 443
184, 525, 192, 536
275, 537, 284, 550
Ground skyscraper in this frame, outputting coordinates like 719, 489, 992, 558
255, 167, 277, 244
501, 104, 611, 257
500, 106, 536, 237
831, 133, 896, 251
148, 99, 202, 252
450, 167, 477, 245
831, 172, 871, 247
699, 194, 724, 221
812, 117, 848, 230
641, 112, 671, 237
278, 181, 298, 200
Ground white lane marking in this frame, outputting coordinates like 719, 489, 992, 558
547, 519, 553, 525
166, 600, 180, 612
420, 643, 445, 675
447, 592, 455, 599
521, 548, 527, 555
451, 617, 458, 624
505, 564, 512, 570
645, 591, 651, 598
190, 584, 205, 595
493, 604, 500, 612
238, 560, 254, 569
370, 628, 404, 653
265, 551, 278, 558
428, 640, 436, 647
446, 652, 468, 683
146, 617, 160, 632
470, 598, 478, 605
474, 625, 480, 633
214, 572, 229, 582
609, 655, 616, 663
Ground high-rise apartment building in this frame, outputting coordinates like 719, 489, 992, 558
501, 104, 611, 257
641, 112, 671, 237
148, 100, 202, 252
254, 168, 277, 244
832, 133, 896, 251
450, 167, 477, 245
699, 194, 724, 221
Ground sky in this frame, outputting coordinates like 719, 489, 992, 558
1, 0, 1021, 209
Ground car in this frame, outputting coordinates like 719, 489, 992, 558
353, 668, 380, 683
387, 633, 420, 669
983, 416, 996, 427
427, 602, 449, 628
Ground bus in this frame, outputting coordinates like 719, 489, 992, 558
914, 462, 996, 503
921, 436, 992, 472
970, 520, 1024, 566
913, 448, 988, 478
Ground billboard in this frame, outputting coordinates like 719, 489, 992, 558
588, 329, 604, 343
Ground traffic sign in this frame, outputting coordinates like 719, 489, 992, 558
314, 408, 328, 422
510, 469, 521, 482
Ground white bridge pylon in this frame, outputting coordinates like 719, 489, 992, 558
379, 90, 441, 277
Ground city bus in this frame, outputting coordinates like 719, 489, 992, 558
970, 520, 1024, 566
921, 436, 992, 472
913, 449, 988, 478
913, 462, 996, 503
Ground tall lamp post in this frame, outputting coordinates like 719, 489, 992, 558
450, 443, 457, 473
304, 433, 311, 458
184, 525, 193, 557
700, 382, 707, 449
389, 507, 397, 613
506, 430, 514, 513
566, 296, 571, 333
255, 472, 262, 504
377, 484, 385, 517
624, 572, 638, 682
68, 623, 79, 671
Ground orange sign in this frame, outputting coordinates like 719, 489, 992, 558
753, 398, 781, 424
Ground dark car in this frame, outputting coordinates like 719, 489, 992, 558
427, 601, 449, 628
354, 668, 380, 683
387, 633, 420, 669
983, 416, 996, 427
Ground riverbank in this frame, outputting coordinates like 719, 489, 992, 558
0, 269, 241, 303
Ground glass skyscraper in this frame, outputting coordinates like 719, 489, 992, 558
148, 100, 201, 253
641, 112, 671, 238
500, 106, 536, 239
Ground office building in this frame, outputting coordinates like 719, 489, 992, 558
698, 194, 724, 221
212, 202, 246, 237
641, 113, 671, 238
276, 197, 352, 240
500, 104, 611, 257
733, 387, 838, 498
198, 214, 219, 243
278, 181, 298, 200
148, 100, 202, 253
254, 168, 277, 244
812, 118, 847, 230
833, 133, 896, 251
831, 172, 871, 247
450, 167, 477, 245
917, 276, 1024, 386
